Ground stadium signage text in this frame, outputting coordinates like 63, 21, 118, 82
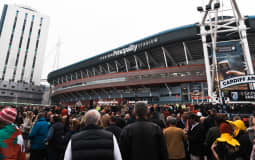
100, 38, 158, 60
100, 45, 137, 60
113, 45, 138, 56
220, 75, 255, 89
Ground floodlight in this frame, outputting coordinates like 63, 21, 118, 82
214, 3, 220, 9
197, 6, 203, 12
206, 4, 212, 11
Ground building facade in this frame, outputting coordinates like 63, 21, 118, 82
0, 4, 50, 104
48, 17, 255, 105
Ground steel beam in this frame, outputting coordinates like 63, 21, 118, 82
75, 72, 78, 80
135, 55, 145, 68
124, 58, 129, 72
184, 42, 193, 60
65, 75, 68, 82
80, 71, 84, 79
99, 65, 103, 73
145, 51, 151, 69
162, 47, 177, 66
162, 47, 168, 67
148, 53, 158, 66
93, 67, 96, 76
86, 69, 89, 77
106, 63, 111, 73
183, 42, 189, 65
134, 55, 139, 70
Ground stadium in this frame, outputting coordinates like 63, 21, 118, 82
47, 16, 255, 106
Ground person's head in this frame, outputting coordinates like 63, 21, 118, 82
208, 108, 217, 116
227, 120, 246, 137
84, 109, 101, 126
47, 111, 52, 117
233, 115, 241, 121
71, 118, 80, 131
211, 108, 217, 115
124, 113, 130, 120
109, 116, 117, 125
134, 102, 147, 119
219, 123, 232, 135
200, 116, 206, 123
53, 115, 61, 123
101, 114, 110, 128
27, 111, 33, 119
166, 116, 177, 126
38, 112, 45, 118
214, 115, 225, 127
23, 112, 27, 118
62, 115, 68, 123
181, 112, 189, 121
0, 107, 17, 127
189, 113, 200, 125
50, 114, 54, 123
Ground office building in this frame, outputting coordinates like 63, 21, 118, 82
0, 4, 50, 104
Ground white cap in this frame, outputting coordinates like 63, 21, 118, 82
196, 112, 202, 117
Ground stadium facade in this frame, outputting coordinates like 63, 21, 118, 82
0, 4, 50, 104
48, 16, 255, 105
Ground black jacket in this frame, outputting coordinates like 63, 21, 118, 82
214, 142, 240, 160
105, 125, 122, 142
235, 130, 253, 160
204, 115, 216, 134
120, 118, 168, 160
188, 123, 206, 156
71, 125, 114, 160
176, 119, 186, 129
205, 127, 220, 160
49, 122, 65, 150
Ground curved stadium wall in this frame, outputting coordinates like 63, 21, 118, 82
48, 17, 255, 105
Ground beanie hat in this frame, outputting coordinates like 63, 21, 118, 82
0, 107, 17, 124
219, 123, 232, 134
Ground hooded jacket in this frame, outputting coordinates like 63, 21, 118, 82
28, 117, 49, 150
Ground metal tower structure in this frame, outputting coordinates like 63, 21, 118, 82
53, 38, 62, 71
197, 0, 254, 103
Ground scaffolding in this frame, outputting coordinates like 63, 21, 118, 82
197, 0, 254, 103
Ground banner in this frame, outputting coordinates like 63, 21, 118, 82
229, 90, 255, 101
213, 41, 247, 90
220, 75, 255, 89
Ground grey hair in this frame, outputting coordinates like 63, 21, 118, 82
166, 116, 177, 126
84, 109, 101, 125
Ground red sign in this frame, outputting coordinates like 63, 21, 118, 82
192, 96, 211, 100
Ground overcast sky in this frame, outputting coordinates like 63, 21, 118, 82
0, 0, 254, 80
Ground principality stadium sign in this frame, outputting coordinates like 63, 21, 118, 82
220, 75, 255, 89
100, 45, 137, 60
113, 45, 138, 56
100, 38, 158, 60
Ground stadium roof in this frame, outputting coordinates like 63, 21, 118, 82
48, 16, 255, 81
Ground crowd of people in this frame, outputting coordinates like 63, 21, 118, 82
0, 102, 254, 160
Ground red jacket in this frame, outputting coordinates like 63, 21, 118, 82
0, 124, 26, 160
